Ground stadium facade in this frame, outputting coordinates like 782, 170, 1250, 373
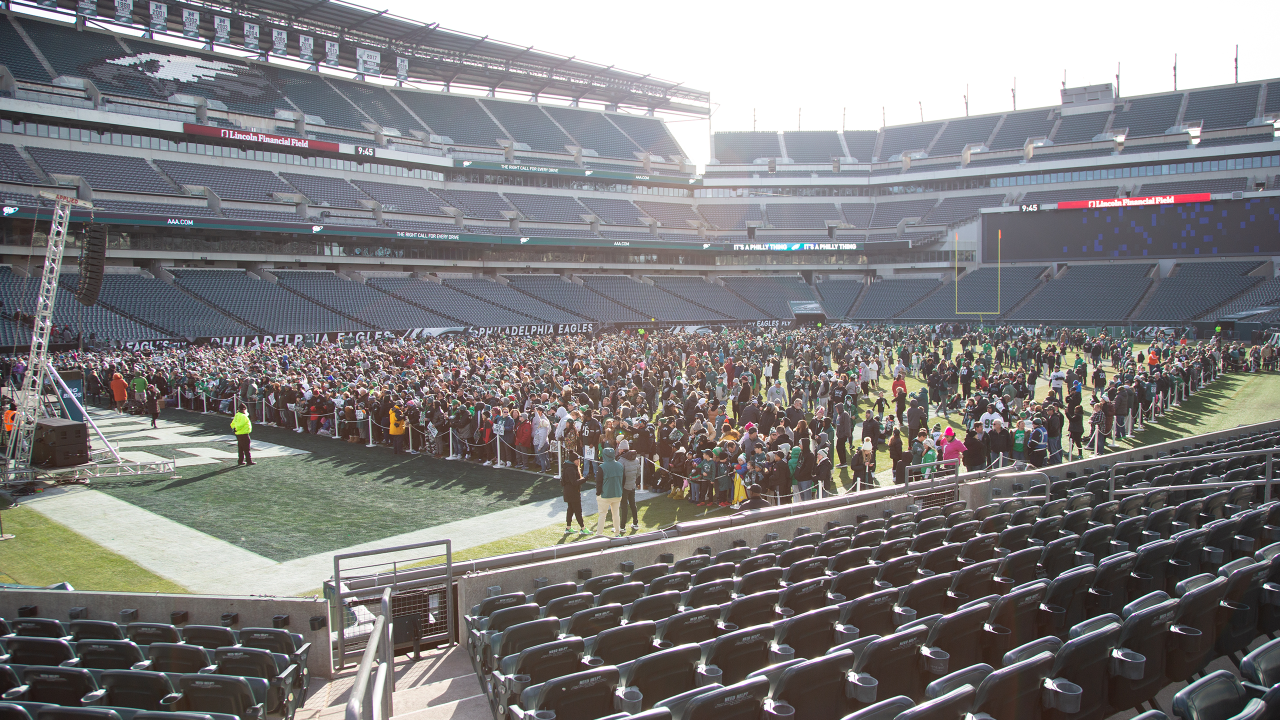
0, 0, 1278, 345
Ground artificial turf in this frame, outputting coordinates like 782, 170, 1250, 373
89, 411, 560, 562
0, 506, 187, 593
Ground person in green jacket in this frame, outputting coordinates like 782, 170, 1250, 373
231, 404, 255, 466
596, 447, 624, 536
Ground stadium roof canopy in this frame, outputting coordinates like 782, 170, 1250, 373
22, 0, 710, 116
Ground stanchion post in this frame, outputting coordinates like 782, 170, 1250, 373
366, 416, 375, 448
554, 441, 563, 479
201, 393, 209, 414
495, 432, 502, 469
333, 409, 340, 440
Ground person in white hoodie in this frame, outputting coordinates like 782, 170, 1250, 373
532, 407, 552, 473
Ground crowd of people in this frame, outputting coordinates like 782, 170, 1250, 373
4, 322, 1263, 535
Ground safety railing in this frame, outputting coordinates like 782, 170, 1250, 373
345, 588, 393, 720
1105, 449, 1279, 502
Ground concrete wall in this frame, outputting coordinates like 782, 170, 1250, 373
0, 588, 334, 679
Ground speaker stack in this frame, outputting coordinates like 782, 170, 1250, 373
76, 223, 107, 307
32, 418, 89, 468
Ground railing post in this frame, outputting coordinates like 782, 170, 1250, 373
366, 416, 376, 448
1268, 452, 1275, 504
334, 409, 340, 440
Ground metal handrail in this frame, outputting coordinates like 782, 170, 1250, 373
901, 457, 961, 496
345, 588, 393, 720
1106, 449, 1279, 502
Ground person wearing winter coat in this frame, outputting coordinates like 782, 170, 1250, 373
986, 418, 1013, 468
814, 448, 833, 496
596, 447, 625, 536
561, 455, 588, 536
794, 439, 816, 501
834, 403, 853, 468
619, 449, 641, 530
962, 428, 987, 473
532, 409, 552, 472
110, 372, 128, 412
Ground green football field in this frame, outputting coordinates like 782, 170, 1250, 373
90, 411, 562, 562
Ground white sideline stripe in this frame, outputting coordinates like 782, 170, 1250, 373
27, 410, 657, 595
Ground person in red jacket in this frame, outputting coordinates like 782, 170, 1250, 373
514, 412, 534, 469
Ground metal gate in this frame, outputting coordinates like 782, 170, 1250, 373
330, 539, 453, 670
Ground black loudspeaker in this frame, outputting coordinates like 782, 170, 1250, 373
32, 417, 89, 468
76, 223, 107, 307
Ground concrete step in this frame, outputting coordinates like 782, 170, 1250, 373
388, 644, 487, 720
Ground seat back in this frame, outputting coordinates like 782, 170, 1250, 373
0, 703, 31, 720
960, 534, 999, 564
775, 545, 814, 568
628, 591, 681, 623
532, 581, 577, 606
898, 572, 955, 619
32, 709, 120, 720
647, 572, 692, 595
146, 643, 210, 674
1093, 551, 1138, 612
545, 592, 597, 621
831, 566, 880, 601
777, 577, 828, 614
852, 626, 929, 703
9, 619, 65, 639
488, 604, 541, 634
681, 677, 768, 720
895, 685, 973, 720
772, 649, 855, 719
508, 638, 585, 689
986, 580, 1049, 654
212, 647, 277, 681
693, 563, 735, 586
622, 643, 701, 710
910, 529, 947, 554
596, 583, 644, 608
99, 670, 175, 711
21, 668, 99, 706
1172, 670, 1257, 720
496, 619, 563, 666
1077, 524, 1115, 561
126, 623, 182, 646
4, 638, 76, 666
782, 557, 827, 585
1038, 535, 1080, 580
1049, 621, 1121, 720
737, 568, 784, 596
723, 591, 781, 630
841, 695, 915, 720
829, 548, 873, 574
1167, 574, 1229, 683
1241, 637, 1280, 687
684, 580, 734, 609
871, 538, 912, 563
1111, 593, 1179, 710
236, 629, 297, 657
840, 587, 898, 638
921, 544, 963, 575
996, 547, 1041, 587
672, 555, 711, 575
877, 554, 923, 588
776, 607, 839, 661
704, 624, 776, 685
181, 626, 238, 651
178, 674, 261, 720
474, 592, 526, 618
630, 564, 670, 586
1044, 564, 1098, 635
971, 650, 1054, 720
67, 622, 124, 642
522, 666, 619, 720
73, 640, 146, 670
589, 622, 655, 666
737, 554, 776, 577
949, 558, 999, 603
1216, 559, 1269, 656
584, 572, 627, 595
659, 607, 722, 645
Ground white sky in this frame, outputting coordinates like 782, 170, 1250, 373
382, 0, 1280, 171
